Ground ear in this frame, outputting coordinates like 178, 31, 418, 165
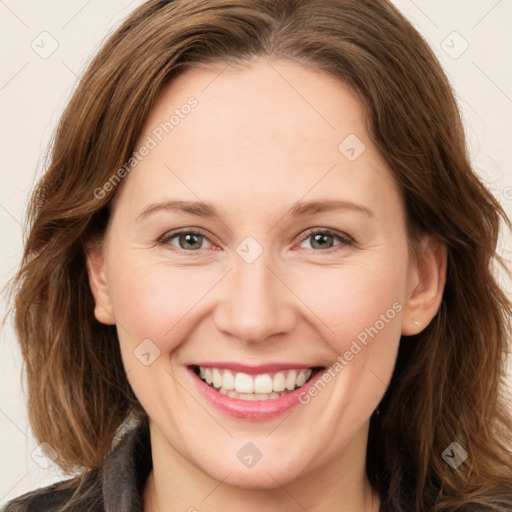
85, 238, 116, 325
402, 234, 447, 335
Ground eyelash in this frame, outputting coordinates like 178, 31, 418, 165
157, 228, 355, 254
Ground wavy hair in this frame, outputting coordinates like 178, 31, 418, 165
5, 0, 512, 510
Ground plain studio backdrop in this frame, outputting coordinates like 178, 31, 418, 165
0, 0, 511, 505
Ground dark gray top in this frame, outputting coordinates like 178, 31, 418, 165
7, 420, 501, 511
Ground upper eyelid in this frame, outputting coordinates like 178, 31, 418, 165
296, 229, 354, 249
159, 227, 215, 244
299, 227, 352, 241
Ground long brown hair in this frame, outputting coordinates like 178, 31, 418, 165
5, 0, 512, 510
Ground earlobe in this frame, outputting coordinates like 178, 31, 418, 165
84, 239, 116, 325
402, 235, 447, 335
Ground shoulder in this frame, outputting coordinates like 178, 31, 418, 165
2, 471, 103, 512
2, 417, 151, 512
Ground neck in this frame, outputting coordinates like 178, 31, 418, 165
143, 421, 379, 512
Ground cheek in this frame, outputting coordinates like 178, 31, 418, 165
292, 258, 406, 349
108, 256, 216, 347
287, 256, 407, 405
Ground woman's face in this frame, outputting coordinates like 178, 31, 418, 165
87, 58, 443, 492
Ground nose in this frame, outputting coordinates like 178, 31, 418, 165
213, 251, 297, 345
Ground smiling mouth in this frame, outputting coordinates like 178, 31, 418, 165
190, 365, 324, 401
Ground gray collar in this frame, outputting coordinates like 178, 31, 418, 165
102, 417, 152, 512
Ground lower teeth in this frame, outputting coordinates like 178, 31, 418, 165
202, 381, 296, 401
217, 386, 289, 401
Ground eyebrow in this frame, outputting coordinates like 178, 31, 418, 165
136, 198, 374, 221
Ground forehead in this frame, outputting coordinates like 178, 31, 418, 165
113, 58, 402, 222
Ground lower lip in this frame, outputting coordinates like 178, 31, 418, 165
188, 367, 325, 420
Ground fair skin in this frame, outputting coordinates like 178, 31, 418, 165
87, 58, 446, 511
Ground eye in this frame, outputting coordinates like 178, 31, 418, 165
158, 227, 355, 254
158, 229, 213, 251
297, 228, 354, 251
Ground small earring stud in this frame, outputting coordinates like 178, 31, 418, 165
413, 319, 421, 326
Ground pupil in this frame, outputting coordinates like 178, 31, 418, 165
312, 233, 332, 249
182, 233, 201, 249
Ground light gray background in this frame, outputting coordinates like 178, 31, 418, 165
1, 0, 511, 504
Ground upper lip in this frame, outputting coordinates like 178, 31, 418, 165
189, 362, 323, 375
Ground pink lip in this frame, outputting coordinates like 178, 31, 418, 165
188, 366, 325, 421
190, 361, 316, 375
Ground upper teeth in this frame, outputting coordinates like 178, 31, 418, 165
199, 367, 313, 394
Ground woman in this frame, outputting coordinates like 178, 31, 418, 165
4, 0, 512, 510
